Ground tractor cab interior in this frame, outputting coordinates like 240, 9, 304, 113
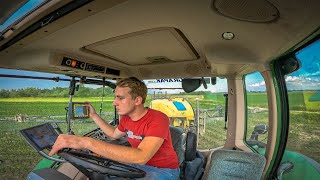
19, 77, 204, 180
1, 0, 320, 179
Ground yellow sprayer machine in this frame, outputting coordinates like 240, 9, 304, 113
150, 97, 195, 130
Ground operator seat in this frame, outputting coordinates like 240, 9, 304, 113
170, 126, 204, 180
202, 149, 266, 180
170, 126, 186, 164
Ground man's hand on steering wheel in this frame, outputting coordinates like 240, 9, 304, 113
49, 134, 88, 156
49, 134, 146, 178
59, 149, 146, 179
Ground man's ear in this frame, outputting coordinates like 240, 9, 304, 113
135, 96, 143, 105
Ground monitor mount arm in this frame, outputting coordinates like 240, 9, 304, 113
67, 76, 78, 134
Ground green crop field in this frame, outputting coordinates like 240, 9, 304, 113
0, 97, 114, 118
247, 91, 320, 111
0, 91, 319, 179
0, 121, 98, 180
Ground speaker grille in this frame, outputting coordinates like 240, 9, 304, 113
213, 0, 279, 23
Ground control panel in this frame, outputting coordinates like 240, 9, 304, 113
60, 57, 120, 76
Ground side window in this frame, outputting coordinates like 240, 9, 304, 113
284, 40, 320, 164
244, 72, 269, 155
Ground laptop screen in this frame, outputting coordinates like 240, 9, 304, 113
20, 123, 59, 152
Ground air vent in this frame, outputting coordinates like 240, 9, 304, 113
147, 56, 172, 63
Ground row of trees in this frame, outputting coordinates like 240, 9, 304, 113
0, 86, 114, 98
0, 86, 223, 98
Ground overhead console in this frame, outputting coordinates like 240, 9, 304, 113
49, 52, 123, 78
61, 57, 120, 76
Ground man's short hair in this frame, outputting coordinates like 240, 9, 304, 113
116, 77, 147, 103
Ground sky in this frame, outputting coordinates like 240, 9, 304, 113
287, 40, 320, 91
0, 68, 70, 90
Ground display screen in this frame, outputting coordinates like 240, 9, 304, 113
20, 123, 59, 152
73, 103, 89, 118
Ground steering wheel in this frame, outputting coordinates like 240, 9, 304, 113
58, 149, 146, 179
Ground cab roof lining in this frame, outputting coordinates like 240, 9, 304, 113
0, 0, 319, 80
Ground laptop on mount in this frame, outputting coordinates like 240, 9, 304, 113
20, 123, 60, 152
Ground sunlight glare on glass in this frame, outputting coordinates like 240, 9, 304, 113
0, 0, 45, 33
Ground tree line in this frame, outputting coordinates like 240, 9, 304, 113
0, 86, 226, 98
0, 86, 114, 98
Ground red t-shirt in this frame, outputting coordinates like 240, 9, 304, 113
117, 108, 179, 169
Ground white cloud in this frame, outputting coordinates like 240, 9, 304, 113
285, 76, 300, 82
249, 81, 265, 87
285, 75, 320, 90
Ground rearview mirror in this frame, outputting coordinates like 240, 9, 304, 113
182, 78, 201, 93
182, 77, 217, 93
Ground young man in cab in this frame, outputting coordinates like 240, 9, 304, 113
49, 77, 180, 179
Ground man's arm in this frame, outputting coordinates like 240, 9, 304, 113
88, 136, 164, 164
87, 104, 125, 139
49, 135, 164, 165
91, 113, 125, 139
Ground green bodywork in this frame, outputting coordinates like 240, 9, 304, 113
255, 147, 320, 180
33, 155, 60, 170
281, 150, 320, 180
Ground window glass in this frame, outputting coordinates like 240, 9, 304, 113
0, 69, 106, 179
0, 68, 115, 130
284, 39, 320, 163
0, 0, 46, 33
244, 72, 269, 155
146, 77, 228, 149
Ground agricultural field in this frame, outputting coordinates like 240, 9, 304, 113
0, 91, 319, 179
246, 91, 320, 111
0, 97, 114, 118
0, 121, 98, 180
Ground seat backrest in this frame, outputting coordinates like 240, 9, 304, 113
204, 149, 266, 180
184, 131, 197, 161
170, 126, 185, 164
170, 127, 204, 180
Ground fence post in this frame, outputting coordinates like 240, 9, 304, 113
196, 98, 199, 147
